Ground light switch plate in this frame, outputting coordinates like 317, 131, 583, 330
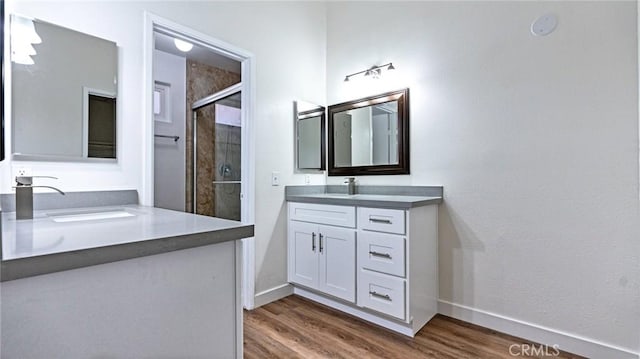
271, 172, 280, 186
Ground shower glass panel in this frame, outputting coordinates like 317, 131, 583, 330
193, 91, 241, 221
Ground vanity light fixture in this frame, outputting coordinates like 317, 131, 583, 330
174, 38, 193, 52
344, 62, 395, 82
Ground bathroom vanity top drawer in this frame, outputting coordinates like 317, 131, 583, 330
358, 207, 405, 234
358, 231, 405, 277
357, 269, 406, 320
289, 202, 356, 228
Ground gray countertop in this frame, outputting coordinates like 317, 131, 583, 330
1, 205, 254, 282
285, 185, 443, 209
285, 193, 442, 209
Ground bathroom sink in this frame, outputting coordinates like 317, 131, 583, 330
47, 209, 135, 223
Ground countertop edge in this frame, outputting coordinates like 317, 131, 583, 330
1, 224, 254, 282
284, 195, 443, 209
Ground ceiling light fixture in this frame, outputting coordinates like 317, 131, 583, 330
344, 62, 395, 82
174, 38, 193, 52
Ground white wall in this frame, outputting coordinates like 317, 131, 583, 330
326, 0, 639, 355
2, 1, 327, 297
153, 49, 186, 212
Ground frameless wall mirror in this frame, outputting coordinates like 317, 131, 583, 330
1, 1, 5, 162
10, 14, 118, 161
295, 101, 325, 170
328, 88, 409, 176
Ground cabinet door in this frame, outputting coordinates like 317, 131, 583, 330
288, 221, 319, 289
318, 225, 356, 302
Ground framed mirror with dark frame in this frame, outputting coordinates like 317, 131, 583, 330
295, 101, 326, 171
327, 88, 409, 176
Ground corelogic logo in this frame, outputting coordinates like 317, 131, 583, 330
509, 343, 560, 357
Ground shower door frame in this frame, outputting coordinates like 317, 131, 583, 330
192, 83, 243, 214
142, 13, 256, 322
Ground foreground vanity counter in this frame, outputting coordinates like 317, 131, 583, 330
286, 185, 443, 337
0, 190, 253, 358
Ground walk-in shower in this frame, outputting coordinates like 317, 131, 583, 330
192, 84, 242, 221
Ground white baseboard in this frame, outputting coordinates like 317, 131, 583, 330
252, 283, 293, 308
438, 300, 639, 359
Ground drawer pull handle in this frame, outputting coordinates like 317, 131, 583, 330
369, 218, 392, 224
370, 291, 392, 301
312, 232, 316, 252
369, 251, 392, 259
319, 233, 324, 253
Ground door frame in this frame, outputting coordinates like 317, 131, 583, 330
142, 13, 256, 312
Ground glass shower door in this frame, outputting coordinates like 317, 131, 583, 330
193, 89, 241, 221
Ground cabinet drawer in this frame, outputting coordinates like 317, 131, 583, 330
358, 231, 405, 277
289, 202, 355, 228
358, 207, 405, 234
357, 269, 405, 320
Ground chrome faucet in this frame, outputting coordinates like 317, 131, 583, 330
344, 177, 356, 195
15, 176, 65, 220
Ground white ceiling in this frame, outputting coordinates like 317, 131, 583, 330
153, 32, 241, 74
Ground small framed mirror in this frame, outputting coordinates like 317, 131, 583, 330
328, 88, 409, 176
295, 101, 325, 170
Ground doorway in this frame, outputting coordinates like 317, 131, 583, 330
144, 14, 256, 310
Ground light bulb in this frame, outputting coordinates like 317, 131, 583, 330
174, 38, 193, 52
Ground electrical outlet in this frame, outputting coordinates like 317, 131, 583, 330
305, 175, 310, 184
14, 166, 32, 178
271, 172, 280, 186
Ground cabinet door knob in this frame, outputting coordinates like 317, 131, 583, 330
312, 232, 316, 252
319, 233, 323, 253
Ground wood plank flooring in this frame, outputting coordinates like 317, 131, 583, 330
244, 295, 584, 359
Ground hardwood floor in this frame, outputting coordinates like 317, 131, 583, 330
244, 295, 584, 359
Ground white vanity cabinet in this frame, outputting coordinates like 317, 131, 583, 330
287, 199, 439, 337
288, 202, 356, 302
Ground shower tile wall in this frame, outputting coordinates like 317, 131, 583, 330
185, 59, 240, 215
